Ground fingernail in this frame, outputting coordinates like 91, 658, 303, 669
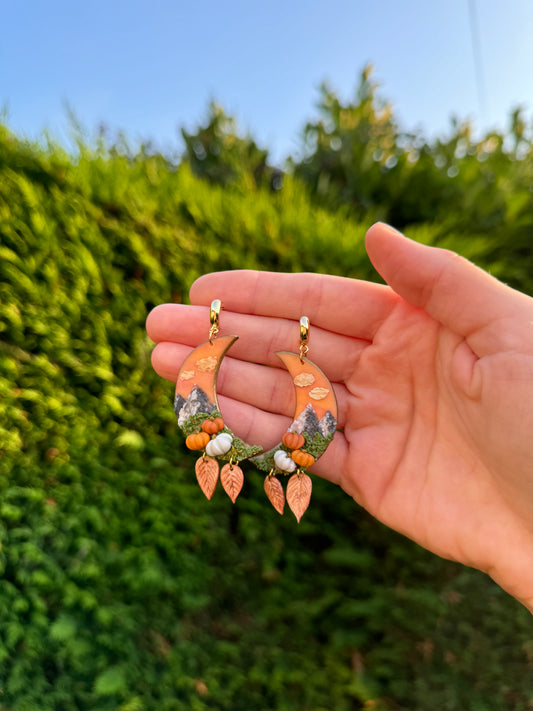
375, 222, 405, 237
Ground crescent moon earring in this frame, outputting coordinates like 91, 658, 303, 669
252, 317, 338, 522
174, 300, 262, 502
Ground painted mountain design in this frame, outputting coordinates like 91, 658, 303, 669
318, 410, 337, 438
174, 384, 217, 427
289, 403, 337, 439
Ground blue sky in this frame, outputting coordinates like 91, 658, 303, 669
2, 0, 532, 163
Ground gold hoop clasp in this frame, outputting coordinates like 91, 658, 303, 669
209, 299, 222, 343
299, 316, 310, 362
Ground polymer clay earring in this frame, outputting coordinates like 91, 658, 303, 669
174, 300, 262, 502
252, 317, 338, 522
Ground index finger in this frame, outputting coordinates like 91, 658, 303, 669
189, 270, 398, 342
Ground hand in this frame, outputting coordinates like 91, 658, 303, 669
146, 222, 533, 611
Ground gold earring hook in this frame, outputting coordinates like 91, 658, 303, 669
209, 299, 222, 343
299, 316, 309, 362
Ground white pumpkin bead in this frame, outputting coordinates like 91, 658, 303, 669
205, 432, 233, 457
274, 449, 297, 473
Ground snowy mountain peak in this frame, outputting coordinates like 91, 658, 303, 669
175, 385, 217, 427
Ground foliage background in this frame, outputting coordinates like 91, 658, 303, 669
0, 70, 532, 709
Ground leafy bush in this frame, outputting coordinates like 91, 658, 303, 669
291, 66, 533, 241
0, 114, 531, 711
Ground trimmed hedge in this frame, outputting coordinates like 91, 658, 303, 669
0, 126, 531, 710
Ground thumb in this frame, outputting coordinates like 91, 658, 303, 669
365, 223, 529, 356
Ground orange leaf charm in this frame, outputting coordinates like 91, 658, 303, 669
264, 475, 285, 515
220, 463, 244, 504
286, 472, 312, 523
195, 456, 219, 500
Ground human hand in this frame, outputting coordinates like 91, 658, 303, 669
146, 222, 533, 611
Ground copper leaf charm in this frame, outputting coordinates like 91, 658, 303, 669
286, 472, 312, 523
195, 456, 219, 500
264, 475, 285, 515
220, 463, 244, 504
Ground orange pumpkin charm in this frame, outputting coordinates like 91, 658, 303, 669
186, 432, 211, 450
291, 449, 315, 468
202, 417, 224, 434
202, 419, 220, 434
282, 432, 305, 450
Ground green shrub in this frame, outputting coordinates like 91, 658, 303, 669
0, 123, 531, 710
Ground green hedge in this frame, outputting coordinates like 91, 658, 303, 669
0, 126, 531, 710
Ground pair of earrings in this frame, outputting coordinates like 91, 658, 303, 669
174, 300, 337, 522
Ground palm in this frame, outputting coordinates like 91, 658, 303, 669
338, 301, 497, 567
